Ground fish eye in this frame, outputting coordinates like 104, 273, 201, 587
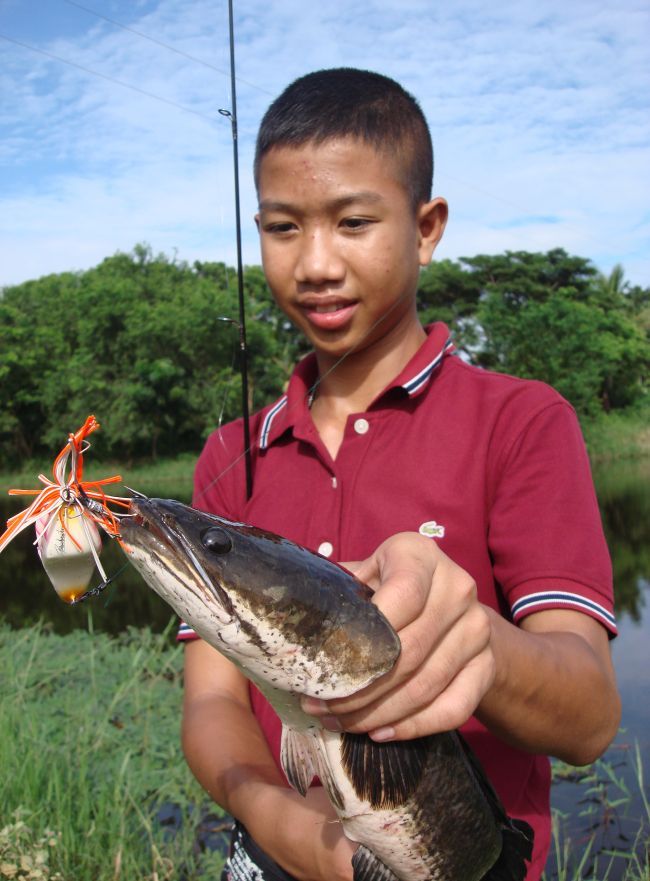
201, 527, 233, 555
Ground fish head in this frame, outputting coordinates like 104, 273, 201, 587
120, 497, 400, 699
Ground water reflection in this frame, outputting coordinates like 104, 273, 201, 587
594, 460, 650, 623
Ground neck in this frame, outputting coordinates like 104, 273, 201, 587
314, 317, 426, 409
309, 317, 426, 460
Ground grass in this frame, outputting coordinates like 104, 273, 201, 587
581, 401, 650, 465
1, 401, 649, 499
544, 745, 650, 881
0, 619, 225, 880
0, 453, 196, 502
1, 623, 649, 880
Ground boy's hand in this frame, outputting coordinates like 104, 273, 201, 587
301, 533, 496, 741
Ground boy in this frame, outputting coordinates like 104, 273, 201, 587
180, 68, 620, 880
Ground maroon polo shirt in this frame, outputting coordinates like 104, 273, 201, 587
182, 322, 615, 879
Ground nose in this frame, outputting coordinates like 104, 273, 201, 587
295, 229, 345, 286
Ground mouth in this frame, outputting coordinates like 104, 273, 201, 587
299, 297, 358, 331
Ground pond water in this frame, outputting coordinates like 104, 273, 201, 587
0, 460, 648, 877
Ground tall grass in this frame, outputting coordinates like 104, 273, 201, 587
2, 622, 648, 880
545, 745, 650, 881
582, 401, 650, 464
0, 620, 225, 880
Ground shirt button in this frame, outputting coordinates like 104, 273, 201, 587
354, 418, 370, 435
318, 541, 334, 558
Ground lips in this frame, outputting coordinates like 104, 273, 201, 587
299, 297, 358, 331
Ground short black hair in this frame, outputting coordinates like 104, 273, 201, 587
254, 68, 433, 210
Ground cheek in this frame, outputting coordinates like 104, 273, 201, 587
261, 245, 289, 287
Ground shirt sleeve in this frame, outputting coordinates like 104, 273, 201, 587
487, 398, 616, 635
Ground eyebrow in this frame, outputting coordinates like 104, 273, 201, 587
258, 191, 385, 214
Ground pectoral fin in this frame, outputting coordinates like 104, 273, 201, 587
280, 726, 319, 796
352, 845, 400, 881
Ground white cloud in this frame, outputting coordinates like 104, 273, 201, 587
0, 0, 648, 287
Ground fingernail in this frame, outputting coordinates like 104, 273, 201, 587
301, 697, 328, 715
320, 715, 343, 732
370, 726, 395, 742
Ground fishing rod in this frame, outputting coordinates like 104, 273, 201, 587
219, 0, 253, 500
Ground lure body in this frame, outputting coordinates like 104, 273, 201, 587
36, 505, 103, 603
0, 415, 127, 603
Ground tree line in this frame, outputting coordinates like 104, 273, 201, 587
1, 244, 647, 466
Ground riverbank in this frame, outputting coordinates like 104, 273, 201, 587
0, 453, 196, 500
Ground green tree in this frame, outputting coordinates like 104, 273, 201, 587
464, 250, 648, 414
2, 246, 647, 468
0, 247, 292, 466
417, 259, 483, 356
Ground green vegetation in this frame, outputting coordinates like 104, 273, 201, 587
545, 745, 650, 881
1, 622, 647, 880
582, 402, 650, 464
1, 245, 648, 468
0, 620, 226, 880
0, 454, 196, 500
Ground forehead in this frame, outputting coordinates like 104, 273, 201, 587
256, 138, 411, 206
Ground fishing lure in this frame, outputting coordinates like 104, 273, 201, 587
0, 415, 129, 603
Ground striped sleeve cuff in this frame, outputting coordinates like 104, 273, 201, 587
511, 588, 617, 635
177, 621, 199, 641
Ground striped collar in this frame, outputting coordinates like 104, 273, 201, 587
259, 322, 454, 450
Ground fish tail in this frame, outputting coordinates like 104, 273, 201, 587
481, 818, 534, 881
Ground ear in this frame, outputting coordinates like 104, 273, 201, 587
416, 198, 448, 266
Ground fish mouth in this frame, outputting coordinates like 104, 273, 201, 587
119, 496, 235, 619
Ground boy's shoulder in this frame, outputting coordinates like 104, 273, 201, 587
440, 353, 571, 414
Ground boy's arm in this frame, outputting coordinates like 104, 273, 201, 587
182, 639, 356, 881
302, 533, 620, 765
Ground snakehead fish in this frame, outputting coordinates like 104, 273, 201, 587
119, 496, 533, 881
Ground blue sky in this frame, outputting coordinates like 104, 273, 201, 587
1, 0, 649, 287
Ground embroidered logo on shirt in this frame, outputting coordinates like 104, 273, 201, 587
419, 520, 445, 539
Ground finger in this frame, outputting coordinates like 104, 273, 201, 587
369, 537, 473, 634
311, 566, 481, 717
303, 601, 492, 730
368, 648, 497, 742
344, 533, 441, 624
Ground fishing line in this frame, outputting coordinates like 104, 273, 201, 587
72, 563, 128, 605
0, 33, 229, 125
212, 317, 244, 450
61, 0, 274, 96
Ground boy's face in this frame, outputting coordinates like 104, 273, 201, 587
255, 138, 447, 361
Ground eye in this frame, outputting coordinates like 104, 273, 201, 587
340, 217, 373, 231
201, 527, 233, 554
263, 221, 297, 235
